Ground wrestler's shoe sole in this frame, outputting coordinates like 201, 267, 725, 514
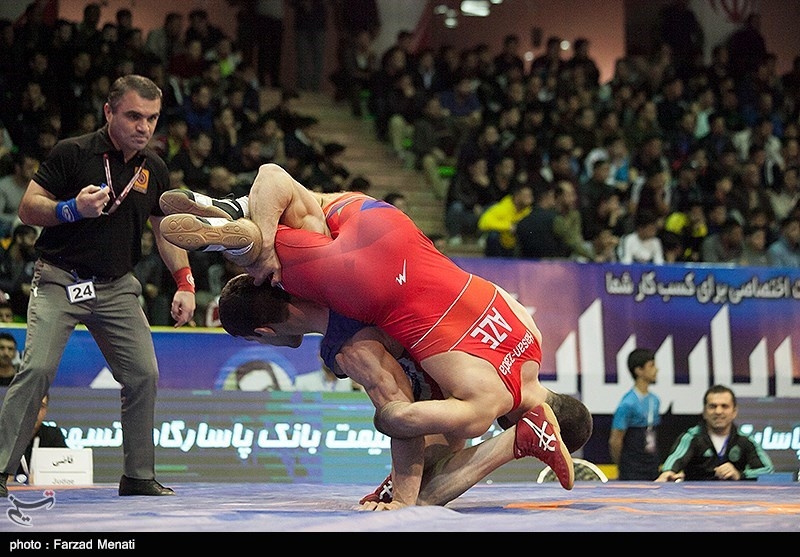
359, 474, 393, 505
160, 215, 262, 266
160, 190, 244, 220
513, 403, 574, 490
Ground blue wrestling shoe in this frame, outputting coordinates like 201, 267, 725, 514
513, 403, 574, 490
160, 190, 245, 220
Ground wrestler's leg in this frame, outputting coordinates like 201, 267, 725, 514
417, 428, 516, 506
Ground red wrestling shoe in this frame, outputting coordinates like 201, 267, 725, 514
359, 475, 393, 504
514, 403, 574, 490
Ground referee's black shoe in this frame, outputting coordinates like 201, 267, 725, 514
119, 475, 175, 496
0, 474, 7, 498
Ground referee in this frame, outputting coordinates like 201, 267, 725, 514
0, 75, 196, 497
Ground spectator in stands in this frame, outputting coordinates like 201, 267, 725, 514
698, 112, 734, 167
609, 348, 661, 481
493, 34, 525, 82
253, 116, 287, 167
177, 81, 216, 137
728, 160, 774, 225
515, 182, 564, 259
261, 88, 302, 135
582, 189, 627, 243
509, 131, 544, 188
168, 38, 208, 92
410, 48, 448, 97
656, 385, 774, 481
529, 36, 563, 82
184, 8, 227, 57
734, 116, 783, 171
283, 115, 326, 186
209, 105, 242, 169
548, 179, 594, 261
581, 157, 616, 213
72, 2, 102, 55
172, 129, 220, 193
133, 227, 170, 326
669, 161, 704, 214
438, 72, 483, 147
0, 293, 13, 322
631, 170, 671, 223
0, 152, 39, 239
769, 166, 800, 222
411, 95, 458, 200
369, 46, 409, 142
477, 181, 533, 257
0, 332, 18, 386
617, 209, 665, 265
330, 28, 378, 116
624, 101, 662, 154
767, 216, 800, 267
386, 72, 427, 161
738, 224, 772, 267
565, 37, 601, 90
444, 153, 492, 246
701, 216, 744, 264
232, 0, 284, 88
456, 122, 502, 178
727, 13, 768, 87
0, 224, 37, 319
289, 0, 328, 93
145, 12, 185, 67
663, 198, 708, 262
150, 112, 190, 164
659, 0, 704, 81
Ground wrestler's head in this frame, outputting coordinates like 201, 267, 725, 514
219, 273, 322, 347
546, 392, 593, 453
497, 392, 593, 454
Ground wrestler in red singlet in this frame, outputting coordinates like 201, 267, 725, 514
274, 194, 541, 410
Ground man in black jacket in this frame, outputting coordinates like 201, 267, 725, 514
656, 385, 774, 481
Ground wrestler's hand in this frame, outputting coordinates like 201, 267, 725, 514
76, 184, 112, 218
170, 290, 196, 327
357, 501, 407, 512
246, 246, 282, 287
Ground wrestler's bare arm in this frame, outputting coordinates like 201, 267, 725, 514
247, 163, 329, 285
335, 330, 427, 510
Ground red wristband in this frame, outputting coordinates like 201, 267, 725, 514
172, 267, 195, 293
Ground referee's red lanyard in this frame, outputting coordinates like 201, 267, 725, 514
102, 153, 146, 215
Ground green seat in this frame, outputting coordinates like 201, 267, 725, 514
438, 165, 456, 178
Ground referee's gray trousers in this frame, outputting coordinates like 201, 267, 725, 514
0, 259, 160, 480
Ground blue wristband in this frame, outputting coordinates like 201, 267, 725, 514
55, 198, 82, 223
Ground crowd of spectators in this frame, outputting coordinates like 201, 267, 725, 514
335, 11, 800, 265
0, 2, 799, 326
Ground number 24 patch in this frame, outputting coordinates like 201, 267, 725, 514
66, 281, 96, 303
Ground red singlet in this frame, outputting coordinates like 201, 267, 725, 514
275, 194, 541, 409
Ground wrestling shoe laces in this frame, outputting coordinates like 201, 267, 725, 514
160, 190, 245, 220
513, 403, 574, 490
359, 474, 393, 505
159, 214, 263, 266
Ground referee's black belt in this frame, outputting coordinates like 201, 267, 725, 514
41, 258, 124, 283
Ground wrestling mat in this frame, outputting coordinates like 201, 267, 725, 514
0, 480, 797, 534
